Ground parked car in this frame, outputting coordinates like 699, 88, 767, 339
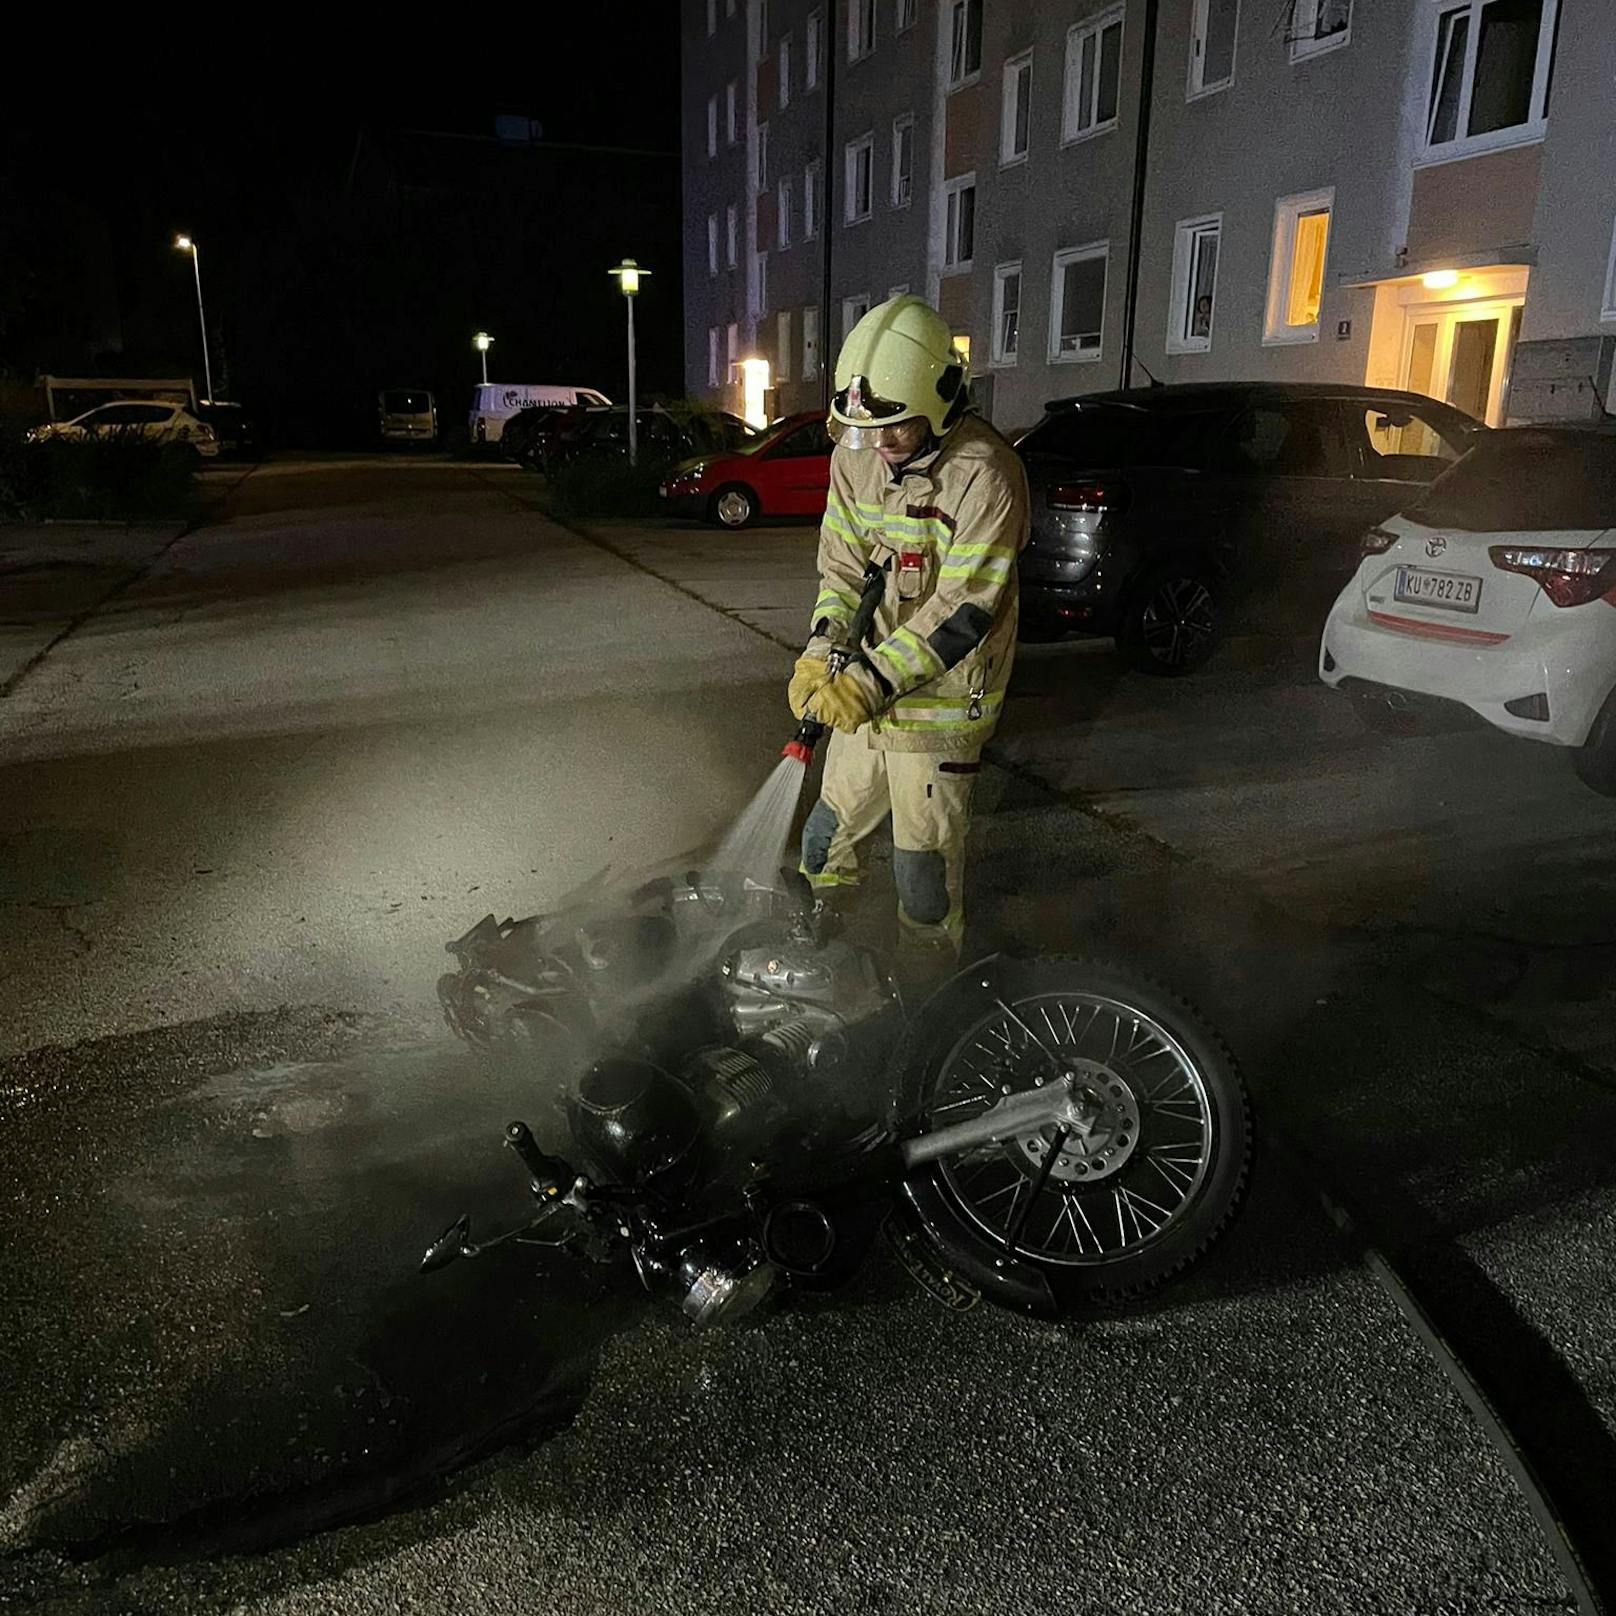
26, 399, 219, 457
547, 406, 759, 475
659, 411, 834, 528
1016, 382, 1484, 674
1320, 425, 1616, 794
194, 400, 261, 460
502, 403, 591, 468
468, 383, 612, 447
379, 389, 438, 445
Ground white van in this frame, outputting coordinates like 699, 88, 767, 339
468, 384, 612, 445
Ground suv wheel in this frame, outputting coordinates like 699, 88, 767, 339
1572, 688, 1616, 796
1118, 566, 1220, 676
710, 484, 758, 529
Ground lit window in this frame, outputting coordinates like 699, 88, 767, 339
805, 160, 820, 239
1264, 188, 1332, 345
1001, 51, 1032, 164
803, 305, 821, 378
1063, 8, 1124, 141
726, 203, 738, 269
726, 81, 738, 144
806, 10, 822, 88
896, 0, 918, 32
758, 122, 769, 193
849, 0, 875, 62
1425, 0, 1559, 158
944, 176, 976, 270
845, 134, 874, 223
778, 177, 794, 249
843, 294, 872, 341
777, 311, 793, 382
706, 96, 718, 158
780, 33, 793, 107
1168, 215, 1221, 354
892, 115, 914, 207
708, 327, 720, 387
1050, 242, 1108, 362
948, 0, 983, 86
1290, 0, 1351, 60
992, 263, 1022, 365
707, 213, 718, 277
1188, 0, 1239, 97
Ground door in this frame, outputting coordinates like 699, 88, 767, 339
1399, 299, 1524, 427
761, 419, 832, 513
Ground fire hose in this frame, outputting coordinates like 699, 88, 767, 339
783, 559, 890, 764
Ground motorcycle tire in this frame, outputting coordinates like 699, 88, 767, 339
894, 955, 1252, 1317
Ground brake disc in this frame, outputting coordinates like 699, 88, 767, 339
1008, 1059, 1142, 1185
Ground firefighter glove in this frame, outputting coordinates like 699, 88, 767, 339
806, 662, 887, 734
788, 653, 833, 719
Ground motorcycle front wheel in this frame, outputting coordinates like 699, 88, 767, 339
897, 957, 1252, 1317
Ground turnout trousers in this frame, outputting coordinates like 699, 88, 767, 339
799, 727, 981, 953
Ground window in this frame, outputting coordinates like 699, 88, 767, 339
803, 305, 821, 377
948, 0, 983, 86
754, 251, 768, 318
1050, 242, 1108, 361
1290, 0, 1351, 60
892, 115, 914, 206
780, 33, 793, 107
726, 81, 738, 144
1189, 0, 1239, 96
726, 203, 739, 269
845, 134, 874, 222
1167, 214, 1221, 353
707, 213, 719, 276
1219, 403, 1348, 478
771, 419, 833, 457
992, 263, 1022, 364
896, 0, 918, 31
849, 0, 875, 61
1063, 8, 1124, 141
777, 310, 793, 382
707, 0, 716, 34
1356, 404, 1468, 473
1604, 217, 1616, 323
707, 96, 718, 157
726, 322, 739, 372
758, 122, 769, 192
1424, 0, 1559, 159
1001, 51, 1033, 164
778, 176, 794, 248
944, 175, 976, 270
759, 0, 769, 50
1263, 187, 1332, 344
843, 294, 872, 340
805, 159, 820, 238
708, 327, 720, 387
806, 9, 822, 87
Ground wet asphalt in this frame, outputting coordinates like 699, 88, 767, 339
2, 460, 1613, 1613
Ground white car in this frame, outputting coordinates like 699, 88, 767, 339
1321, 426, 1616, 794
27, 400, 219, 456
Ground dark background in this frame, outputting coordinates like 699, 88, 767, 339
0, 30, 685, 446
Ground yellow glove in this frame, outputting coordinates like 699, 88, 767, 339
788, 654, 832, 719
806, 664, 886, 734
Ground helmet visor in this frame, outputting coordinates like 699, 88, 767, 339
827, 415, 928, 450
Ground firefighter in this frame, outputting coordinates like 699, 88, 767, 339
789, 294, 1030, 970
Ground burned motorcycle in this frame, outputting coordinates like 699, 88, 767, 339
427, 864, 1251, 1322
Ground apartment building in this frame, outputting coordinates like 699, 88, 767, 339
682, 0, 1616, 431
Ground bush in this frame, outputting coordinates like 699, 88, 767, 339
546, 457, 667, 519
0, 427, 198, 522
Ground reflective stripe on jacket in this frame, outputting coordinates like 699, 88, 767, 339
807, 413, 1030, 754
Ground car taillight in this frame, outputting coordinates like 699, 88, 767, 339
1361, 527, 1398, 555
1488, 545, 1616, 608
1048, 479, 1128, 514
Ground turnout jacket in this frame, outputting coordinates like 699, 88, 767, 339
807, 414, 1030, 755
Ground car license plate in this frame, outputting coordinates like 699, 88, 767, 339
1394, 566, 1482, 614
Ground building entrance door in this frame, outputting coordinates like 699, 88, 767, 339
1401, 298, 1524, 427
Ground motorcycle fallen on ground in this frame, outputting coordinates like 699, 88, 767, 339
427, 862, 1252, 1323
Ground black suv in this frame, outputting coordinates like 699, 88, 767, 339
1016, 382, 1484, 673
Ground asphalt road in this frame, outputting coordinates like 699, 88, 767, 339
3, 459, 1613, 1614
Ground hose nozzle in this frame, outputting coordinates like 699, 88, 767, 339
783, 717, 823, 765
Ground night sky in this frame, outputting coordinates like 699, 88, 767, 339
0, 26, 684, 441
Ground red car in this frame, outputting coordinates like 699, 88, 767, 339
659, 411, 833, 528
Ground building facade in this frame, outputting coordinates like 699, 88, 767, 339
682, 0, 1616, 432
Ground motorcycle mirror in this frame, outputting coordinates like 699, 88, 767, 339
420, 1213, 473, 1273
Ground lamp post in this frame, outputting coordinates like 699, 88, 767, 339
473, 331, 494, 386
607, 258, 650, 468
173, 236, 214, 403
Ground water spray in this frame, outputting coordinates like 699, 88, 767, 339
784, 560, 891, 765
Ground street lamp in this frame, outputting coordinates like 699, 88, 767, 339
473, 331, 494, 386
173, 235, 214, 403
607, 258, 651, 468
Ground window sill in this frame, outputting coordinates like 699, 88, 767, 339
948, 71, 983, 94
1290, 29, 1349, 63
1059, 119, 1118, 149
1415, 121, 1547, 169
890, 196, 913, 211
844, 212, 873, 227
1261, 325, 1320, 347
989, 354, 1019, 369
941, 260, 974, 277
1166, 336, 1212, 356
999, 151, 1029, 171
1186, 77, 1233, 103
849, 47, 874, 65
1050, 348, 1104, 365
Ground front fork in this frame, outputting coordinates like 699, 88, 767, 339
898, 1073, 1101, 1169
